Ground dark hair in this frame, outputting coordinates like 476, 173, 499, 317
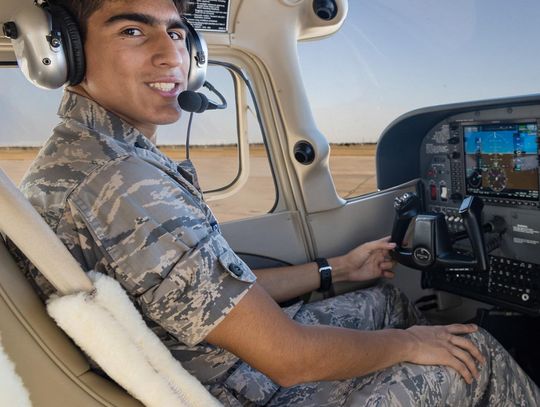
51, 0, 188, 39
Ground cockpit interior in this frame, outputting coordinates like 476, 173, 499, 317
0, 0, 539, 405
379, 96, 540, 383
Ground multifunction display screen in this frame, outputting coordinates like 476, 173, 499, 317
464, 122, 540, 201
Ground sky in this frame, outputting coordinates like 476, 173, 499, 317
300, 0, 540, 143
2, 0, 540, 146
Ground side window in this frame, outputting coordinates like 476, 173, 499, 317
298, 1, 540, 199
151, 64, 277, 223
0, 68, 63, 185
0, 69, 63, 148
157, 66, 240, 193
0, 65, 277, 223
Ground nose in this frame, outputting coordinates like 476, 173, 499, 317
151, 32, 188, 69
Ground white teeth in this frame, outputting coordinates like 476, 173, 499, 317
149, 82, 175, 92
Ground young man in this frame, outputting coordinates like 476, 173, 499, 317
16, 0, 540, 405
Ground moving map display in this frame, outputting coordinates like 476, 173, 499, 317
464, 123, 540, 201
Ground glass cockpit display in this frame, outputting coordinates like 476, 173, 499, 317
464, 123, 540, 201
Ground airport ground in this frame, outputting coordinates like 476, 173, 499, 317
0, 144, 377, 222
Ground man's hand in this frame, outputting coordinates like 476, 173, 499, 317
331, 236, 397, 283
405, 324, 486, 384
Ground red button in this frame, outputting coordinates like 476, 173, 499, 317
430, 184, 437, 200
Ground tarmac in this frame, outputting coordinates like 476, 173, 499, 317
0, 145, 377, 223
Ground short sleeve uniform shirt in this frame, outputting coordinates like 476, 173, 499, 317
17, 91, 257, 397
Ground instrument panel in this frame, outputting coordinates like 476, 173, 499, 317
419, 105, 540, 314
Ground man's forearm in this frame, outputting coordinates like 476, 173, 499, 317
207, 284, 414, 387
287, 325, 413, 385
254, 256, 347, 302
208, 285, 483, 388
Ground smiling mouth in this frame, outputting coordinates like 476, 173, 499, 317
148, 82, 178, 92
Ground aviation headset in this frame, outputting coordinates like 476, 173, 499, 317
4, 0, 207, 91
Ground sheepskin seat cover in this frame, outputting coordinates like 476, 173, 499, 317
47, 271, 222, 407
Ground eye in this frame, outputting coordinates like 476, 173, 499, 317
121, 28, 143, 37
168, 31, 185, 41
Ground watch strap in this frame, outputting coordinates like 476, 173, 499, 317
315, 257, 332, 292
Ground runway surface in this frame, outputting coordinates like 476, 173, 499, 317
0, 145, 377, 223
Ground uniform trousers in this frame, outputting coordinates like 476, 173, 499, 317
256, 283, 540, 406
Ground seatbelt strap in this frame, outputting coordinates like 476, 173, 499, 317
0, 169, 93, 295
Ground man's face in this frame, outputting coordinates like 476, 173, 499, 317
77, 0, 190, 137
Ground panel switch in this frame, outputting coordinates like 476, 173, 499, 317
430, 184, 437, 200
440, 185, 448, 201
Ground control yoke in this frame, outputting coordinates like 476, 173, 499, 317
390, 193, 490, 272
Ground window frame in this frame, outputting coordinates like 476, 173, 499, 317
201, 61, 279, 215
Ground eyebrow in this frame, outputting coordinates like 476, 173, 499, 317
104, 13, 185, 30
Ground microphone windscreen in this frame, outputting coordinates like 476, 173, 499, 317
178, 91, 208, 113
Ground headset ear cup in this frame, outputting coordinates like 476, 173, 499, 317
183, 20, 207, 91
49, 5, 85, 85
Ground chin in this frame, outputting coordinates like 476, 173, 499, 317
157, 115, 182, 125
149, 110, 182, 126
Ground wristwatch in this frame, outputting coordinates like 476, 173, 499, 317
315, 258, 333, 292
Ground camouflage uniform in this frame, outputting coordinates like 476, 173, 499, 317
14, 91, 540, 406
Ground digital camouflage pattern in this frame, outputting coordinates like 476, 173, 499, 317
266, 285, 540, 406
13, 91, 540, 406
14, 90, 256, 382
